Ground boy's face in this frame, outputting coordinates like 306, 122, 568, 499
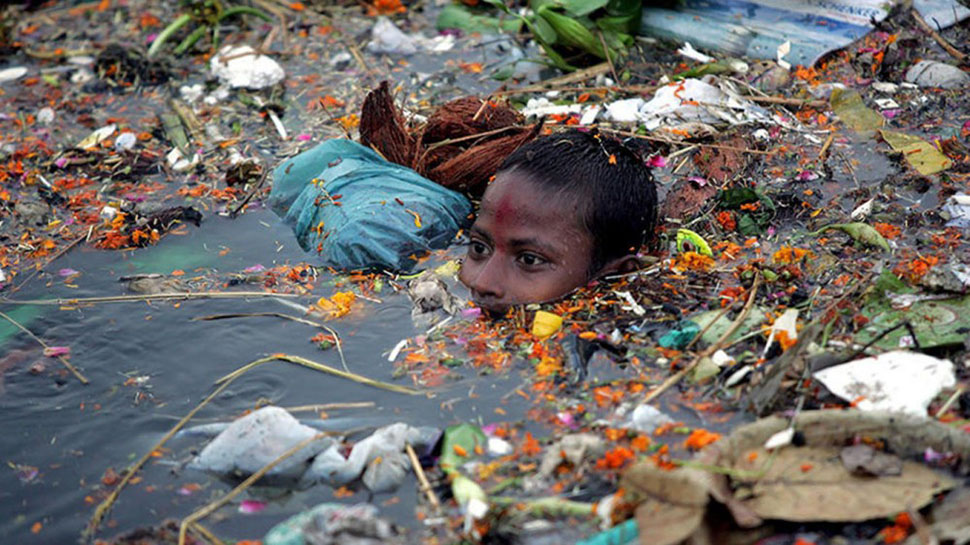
459, 169, 594, 313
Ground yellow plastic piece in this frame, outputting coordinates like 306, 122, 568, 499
531, 311, 563, 340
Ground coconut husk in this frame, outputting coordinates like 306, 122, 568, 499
421, 96, 524, 143
359, 81, 414, 167
357, 81, 537, 196
428, 124, 543, 193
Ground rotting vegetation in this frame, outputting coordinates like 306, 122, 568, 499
1, 1, 970, 545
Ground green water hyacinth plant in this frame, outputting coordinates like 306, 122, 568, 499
147, 0, 273, 58
455, 0, 640, 71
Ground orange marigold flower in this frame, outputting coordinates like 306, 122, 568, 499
595, 446, 635, 470
772, 246, 812, 264
631, 435, 651, 451
674, 251, 715, 272
874, 222, 901, 239
367, 0, 406, 15
716, 210, 737, 231
521, 432, 542, 456
535, 356, 561, 377
893, 255, 939, 283
684, 429, 722, 450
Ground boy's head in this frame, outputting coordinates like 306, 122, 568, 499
459, 130, 657, 313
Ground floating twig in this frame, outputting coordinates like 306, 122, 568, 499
494, 62, 611, 95
215, 353, 422, 396
283, 401, 376, 412
2, 291, 298, 306
818, 132, 835, 162
406, 443, 441, 512
188, 522, 226, 545
84, 363, 243, 540
912, 8, 967, 62
490, 496, 596, 518
83, 350, 371, 541
193, 312, 349, 372
601, 128, 776, 156
641, 273, 761, 405
9, 234, 86, 294
0, 310, 88, 385
936, 386, 964, 419
228, 164, 270, 218
178, 432, 330, 545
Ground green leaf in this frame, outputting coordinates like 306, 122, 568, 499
491, 64, 516, 81
830, 88, 884, 136
718, 187, 776, 236
879, 129, 953, 176
532, 15, 558, 44
483, 0, 513, 15
605, 0, 642, 16
737, 213, 761, 236
812, 223, 891, 252
452, 473, 488, 506
436, 4, 523, 33
676, 229, 712, 256
439, 423, 487, 474
557, 0, 609, 17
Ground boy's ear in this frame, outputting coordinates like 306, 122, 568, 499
594, 254, 640, 278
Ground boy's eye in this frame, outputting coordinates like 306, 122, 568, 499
516, 252, 548, 268
468, 240, 491, 259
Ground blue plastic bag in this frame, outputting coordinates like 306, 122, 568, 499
270, 139, 472, 272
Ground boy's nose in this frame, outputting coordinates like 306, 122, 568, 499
464, 258, 505, 302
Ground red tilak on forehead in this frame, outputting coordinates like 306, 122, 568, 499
493, 192, 517, 223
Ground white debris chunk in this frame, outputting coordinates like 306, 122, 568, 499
78, 124, 117, 149
210, 45, 284, 89
520, 97, 583, 119
905, 60, 970, 89
191, 406, 332, 479
605, 98, 645, 123
677, 41, 714, 63
0, 66, 28, 84
814, 351, 955, 416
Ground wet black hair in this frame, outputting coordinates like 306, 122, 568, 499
496, 129, 658, 276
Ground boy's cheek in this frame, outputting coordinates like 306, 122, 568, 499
457, 260, 474, 288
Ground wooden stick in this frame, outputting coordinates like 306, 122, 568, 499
84, 363, 242, 540
214, 354, 422, 396
0, 310, 88, 385
189, 522, 226, 545
406, 443, 441, 511
641, 274, 761, 405
746, 95, 826, 109
9, 234, 86, 294
179, 432, 331, 545
2, 291, 298, 306
683, 304, 732, 353
597, 32, 619, 85
495, 62, 611, 95
935, 386, 964, 418
912, 8, 967, 62
193, 312, 350, 373
818, 132, 836, 162
228, 164, 270, 218
283, 401, 376, 412
83, 352, 363, 541
601, 128, 776, 156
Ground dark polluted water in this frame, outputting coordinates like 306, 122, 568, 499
0, 207, 526, 543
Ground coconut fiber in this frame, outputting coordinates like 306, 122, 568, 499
360, 81, 541, 195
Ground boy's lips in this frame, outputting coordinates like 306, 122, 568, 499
471, 294, 510, 315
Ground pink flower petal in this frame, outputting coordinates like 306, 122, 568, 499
43, 346, 70, 357
239, 499, 267, 514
